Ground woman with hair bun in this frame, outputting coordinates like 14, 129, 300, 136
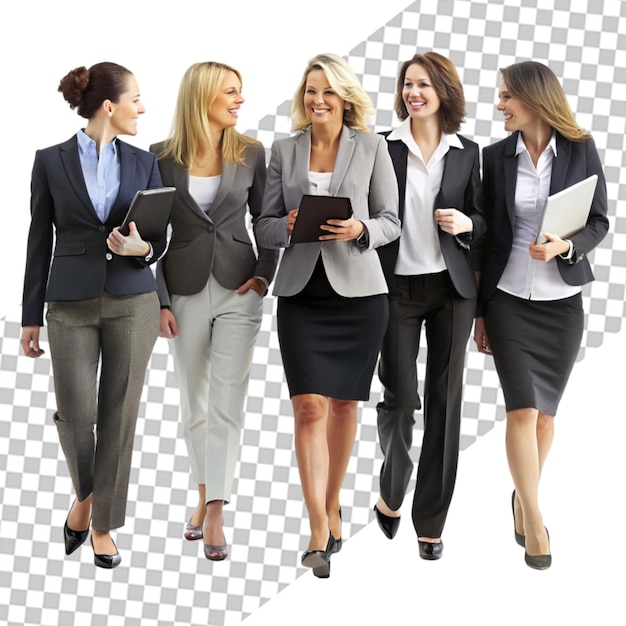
20, 61, 164, 569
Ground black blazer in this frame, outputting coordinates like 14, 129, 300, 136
478, 131, 609, 309
22, 134, 166, 326
377, 132, 485, 299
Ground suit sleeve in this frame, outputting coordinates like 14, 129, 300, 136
566, 137, 609, 264
359, 134, 401, 249
254, 140, 291, 249
22, 151, 54, 327
248, 143, 279, 284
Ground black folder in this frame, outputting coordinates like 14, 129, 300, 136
120, 187, 176, 240
290, 195, 353, 244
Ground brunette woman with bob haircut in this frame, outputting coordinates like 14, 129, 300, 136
374, 51, 485, 561
474, 61, 608, 569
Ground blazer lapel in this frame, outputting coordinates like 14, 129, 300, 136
385, 137, 408, 222
295, 129, 313, 199
329, 125, 355, 196
59, 135, 97, 217
549, 132, 571, 194
503, 133, 518, 225
209, 162, 236, 217
109, 140, 138, 223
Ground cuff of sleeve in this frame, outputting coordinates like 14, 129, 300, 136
559, 239, 574, 263
356, 227, 369, 249
144, 243, 154, 262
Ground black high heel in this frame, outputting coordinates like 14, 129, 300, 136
90, 535, 121, 569
511, 491, 526, 547
524, 528, 551, 570
301, 533, 335, 578
331, 508, 342, 553
373, 505, 400, 540
63, 499, 90, 555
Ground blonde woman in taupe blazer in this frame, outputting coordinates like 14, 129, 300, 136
151, 62, 278, 562
255, 53, 400, 578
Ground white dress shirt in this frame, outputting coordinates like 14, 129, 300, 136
388, 118, 462, 276
497, 132, 581, 301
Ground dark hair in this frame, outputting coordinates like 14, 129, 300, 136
58, 62, 133, 119
394, 51, 466, 134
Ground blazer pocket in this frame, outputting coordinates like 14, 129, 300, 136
231, 233, 253, 247
53, 242, 86, 256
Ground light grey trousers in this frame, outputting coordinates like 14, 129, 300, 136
169, 275, 263, 503
46, 290, 160, 531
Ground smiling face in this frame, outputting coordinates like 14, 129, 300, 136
402, 63, 441, 123
497, 81, 538, 134
108, 74, 145, 136
208, 70, 244, 131
303, 69, 346, 130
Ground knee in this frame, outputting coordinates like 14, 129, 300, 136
329, 399, 357, 421
293, 396, 327, 426
537, 412, 554, 432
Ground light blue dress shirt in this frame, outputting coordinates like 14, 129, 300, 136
77, 130, 120, 223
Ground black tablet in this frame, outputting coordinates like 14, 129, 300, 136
290, 195, 353, 244
120, 187, 176, 240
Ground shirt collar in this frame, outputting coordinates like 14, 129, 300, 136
387, 118, 463, 154
515, 130, 557, 157
77, 129, 118, 157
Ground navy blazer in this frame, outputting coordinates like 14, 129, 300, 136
376, 132, 485, 299
22, 134, 165, 326
478, 131, 609, 308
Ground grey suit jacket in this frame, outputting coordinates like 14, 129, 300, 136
255, 126, 401, 297
150, 140, 278, 306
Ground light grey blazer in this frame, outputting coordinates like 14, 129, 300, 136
255, 125, 400, 297
150, 140, 279, 306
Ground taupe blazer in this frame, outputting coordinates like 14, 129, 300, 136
255, 126, 401, 297
150, 140, 279, 306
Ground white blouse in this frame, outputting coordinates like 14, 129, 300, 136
497, 132, 580, 301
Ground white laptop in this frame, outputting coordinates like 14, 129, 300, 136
537, 174, 598, 244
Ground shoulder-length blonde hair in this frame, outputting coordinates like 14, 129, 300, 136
500, 61, 591, 142
159, 61, 256, 167
290, 53, 373, 133
394, 52, 466, 134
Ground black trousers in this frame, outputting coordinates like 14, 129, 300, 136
376, 271, 474, 538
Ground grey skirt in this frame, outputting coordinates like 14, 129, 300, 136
484, 289, 584, 416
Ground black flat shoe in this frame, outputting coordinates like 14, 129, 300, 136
301, 534, 335, 578
373, 505, 400, 540
418, 539, 443, 561
524, 528, 551, 570
331, 508, 342, 553
91, 536, 121, 569
511, 491, 525, 547
63, 501, 90, 555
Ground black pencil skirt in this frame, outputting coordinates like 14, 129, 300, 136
484, 289, 584, 416
277, 258, 388, 401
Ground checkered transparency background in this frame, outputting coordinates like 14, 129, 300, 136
1, 1, 625, 625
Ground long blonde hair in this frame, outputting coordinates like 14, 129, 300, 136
159, 61, 256, 166
290, 53, 373, 133
501, 61, 591, 141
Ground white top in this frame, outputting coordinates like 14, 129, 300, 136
388, 118, 462, 276
308, 171, 332, 196
189, 174, 221, 213
497, 132, 580, 300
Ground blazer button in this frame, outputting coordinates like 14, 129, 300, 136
98, 225, 106, 232
106, 253, 113, 261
